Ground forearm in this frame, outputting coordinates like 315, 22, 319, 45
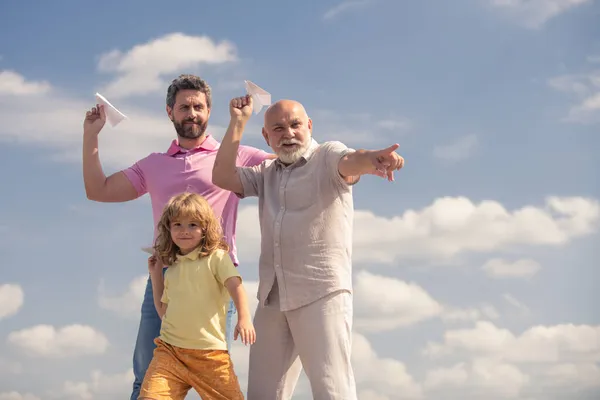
212, 119, 246, 191
224, 277, 251, 320
150, 271, 167, 318
82, 132, 108, 200
338, 149, 373, 178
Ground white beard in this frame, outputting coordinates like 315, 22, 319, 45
276, 140, 311, 164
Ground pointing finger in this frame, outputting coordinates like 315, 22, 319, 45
378, 143, 400, 155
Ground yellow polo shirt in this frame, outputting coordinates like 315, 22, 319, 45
159, 248, 241, 350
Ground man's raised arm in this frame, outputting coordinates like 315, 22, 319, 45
82, 104, 138, 202
212, 96, 254, 196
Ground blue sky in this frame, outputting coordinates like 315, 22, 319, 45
0, 0, 599, 399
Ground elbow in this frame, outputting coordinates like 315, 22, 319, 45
84, 187, 100, 202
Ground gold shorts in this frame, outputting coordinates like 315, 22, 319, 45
138, 338, 244, 400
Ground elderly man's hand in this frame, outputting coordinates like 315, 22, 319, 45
230, 95, 253, 122
369, 144, 405, 181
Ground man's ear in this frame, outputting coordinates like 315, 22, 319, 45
166, 105, 173, 121
262, 127, 270, 146
308, 118, 313, 133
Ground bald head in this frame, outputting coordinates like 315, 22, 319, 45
264, 99, 308, 126
261, 99, 313, 165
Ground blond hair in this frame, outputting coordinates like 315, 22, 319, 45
154, 193, 229, 266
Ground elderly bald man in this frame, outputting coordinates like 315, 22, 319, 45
212, 95, 404, 400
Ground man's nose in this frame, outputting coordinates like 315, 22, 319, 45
282, 128, 295, 138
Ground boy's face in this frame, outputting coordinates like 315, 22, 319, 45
169, 217, 203, 254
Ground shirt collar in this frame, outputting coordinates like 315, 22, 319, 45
176, 248, 202, 262
275, 138, 319, 169
166, 134, 220, 156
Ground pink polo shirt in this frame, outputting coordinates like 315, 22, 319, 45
122, 134, 270, 265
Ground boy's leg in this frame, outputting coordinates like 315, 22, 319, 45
287, 290, 357, 400
190, 350, 244, 400
139, 339, 191, 400
130, 274, 163, 400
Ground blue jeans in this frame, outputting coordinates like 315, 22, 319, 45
129, 273, 237, 400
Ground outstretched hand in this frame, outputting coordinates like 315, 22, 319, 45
369, 143, 404, 181
229, 95, 253, 122
83, 104, 106, 135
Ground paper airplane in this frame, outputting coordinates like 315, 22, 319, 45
141, 246, 153, 255
244, 80, 271, 114
95, 92, 127, 127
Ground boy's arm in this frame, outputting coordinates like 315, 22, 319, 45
149, 270, 168, 318
224, 277, 251, 322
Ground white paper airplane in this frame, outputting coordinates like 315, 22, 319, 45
244, 80, 271, 114
95, 92, 127, 127
141, 246, 153, 255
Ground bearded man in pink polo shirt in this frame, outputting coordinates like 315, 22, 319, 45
81, 74, 271, 400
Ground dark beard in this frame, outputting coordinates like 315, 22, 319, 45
173, 119, 208, 139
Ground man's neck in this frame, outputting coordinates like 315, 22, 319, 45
177, 134, 207, 150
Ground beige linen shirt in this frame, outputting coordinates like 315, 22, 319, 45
237, 140, 355, 311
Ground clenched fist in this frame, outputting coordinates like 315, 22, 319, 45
229, 95, 253, 122
83, 104, 106, 136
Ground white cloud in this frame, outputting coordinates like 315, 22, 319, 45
353, 270, 443, 332
353, 195, 598, 264
548, 69, 600, 124
0, 70, 226, 169
323, 0, 374, 21
352, 333, 423, 399
7, 324, 109, 357
433, 134, 478, 162
423, 321, 600, 398
350, 271, 502, 332
489, 0, 592, 29
442, 304, 500, 323
541, 363, 600, 389
424, 359, 530, 398
423, 321, 600, 363
482, 258, 541, 279
236, 196, 600, 266
47, 369, 134, 400
0, 283, 24, 320
98, 275, 147, 318
0, 392, 40, 400
0, 70, 50, 96
97, 33, 237, 98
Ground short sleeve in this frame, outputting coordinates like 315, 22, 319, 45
321, 141, 356, 189
237, 145, 271, 167
160, 272, 169, 304
121, 160, 148, 197
212, 250, 242, 286
236, 164, 264, 198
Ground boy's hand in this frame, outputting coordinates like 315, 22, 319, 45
234, 316, 256, 346
147, 254, 163, 275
